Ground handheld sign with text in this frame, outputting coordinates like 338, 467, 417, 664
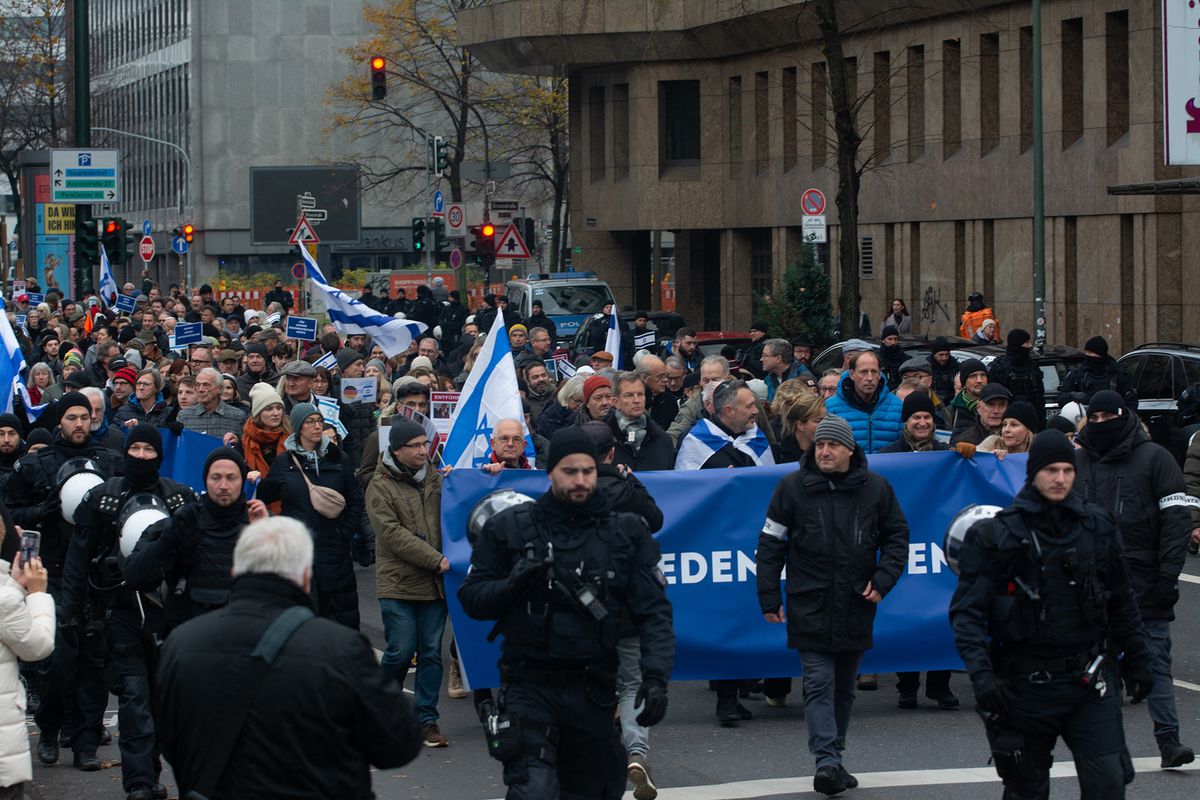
173, 322, 203, 346
114, 294, 138, 314
26, 292, 44, 304
285, 316, 318, 342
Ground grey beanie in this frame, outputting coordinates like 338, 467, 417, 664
288, 402, 321, 434
388, 416, 426, 451
814, 415, 857, 451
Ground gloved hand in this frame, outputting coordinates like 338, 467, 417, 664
352, 537, 375, 567
955, 442, 977, 459
971, 670, 1011, 716
506, 558, 550, 595
167, 420, 185, 436
1122, 656, 1154, 704
36, 495, 61, 522
635, 674, 669, 726
1156, 576, 1179, 607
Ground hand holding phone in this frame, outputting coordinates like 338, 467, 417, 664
19, 529, 40, 567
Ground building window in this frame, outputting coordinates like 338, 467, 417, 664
1020, 26, 1033, 153
860, 235, 875, 279
873, 51, 891, 162
1106, 10, 1129, 145
943, 39, 961, 158
750, 229, 773, 296
782, 67, 797, 172
728, 76, 743, 177
613, 83, 629, 180
907, 45, 925, 162
811, 62, 827, 169
979, 33, 999, 155
1062, 18, 1084, 149
755, 71, 769, 175
588, 86, 606, 183
659, 80, 701, 171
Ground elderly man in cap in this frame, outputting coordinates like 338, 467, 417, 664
279, 359, 319, 414
757, 415, 909, 796
590, 350, 616, 372
952, 382, 1010, 446
838, 339, 873, 371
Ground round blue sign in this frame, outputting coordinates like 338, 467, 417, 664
142, 220, 152, 236
171, 236, 189, 254
433, 190, 445, 213
448, 247, 463, 270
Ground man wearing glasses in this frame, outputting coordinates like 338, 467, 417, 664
481, 419, 531, 474
177, 368, 246, 446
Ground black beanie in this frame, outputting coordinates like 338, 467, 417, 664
881, 324, 899, 339
0, 413, 21, 432
1006, 329, 1031, 351
25, 428, 52, 448
388, 416, 426, 451
930, 336, 951, 355
1047, 415, 1077, 435
1084, 336, 1109, 358
126, 422, 163, 455
901, 391, 936, 422
203, 447, 248, 480
1026, 429, 1076, 480
958, 358, 988, 383
1002, 400, 1040, 434
1088, 390, 1126, 417
245, 342, 269, 358
58, 391, 91, 416
546, 427, 598, 471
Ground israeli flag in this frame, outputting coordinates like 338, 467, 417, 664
604, 303, 622, 369
0, 297, 48, 421
312, 350, 337, 371
443, 309, 531, 469
675, 417, 775, 470
300, 246, 426, 358
97, 244, 119, 308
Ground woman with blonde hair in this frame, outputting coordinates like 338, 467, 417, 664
978, 401, 1038, 460
778, 391, 827, 464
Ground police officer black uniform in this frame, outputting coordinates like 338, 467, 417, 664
458, 428, 674, 800
949, 430, 1154, 800
4, 392, 122, 769
61, 424, 195, 800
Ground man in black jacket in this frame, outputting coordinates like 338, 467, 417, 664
1058, 335, 1136, 408
523, 298, 557, 342
438, 290, 470, 351
757, 415, 909, 796
1073, 391, 1195, 767
987, 329, 1045, 426
458, 428, 674, 800
949, 430, 1155, 799
605, 373, 675, 471
155, 516, 422, 799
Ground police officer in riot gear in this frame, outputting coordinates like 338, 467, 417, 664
60, 424, 195, 800
949, 430, 1154, 800
5, 392, 122, 769
459, 428, 674, 800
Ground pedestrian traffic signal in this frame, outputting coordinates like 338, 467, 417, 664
370, 55, 387, 100
411, 217, 426, 251
182, 223, 194, 244
434, 136, 449, 174
76, 219, 100, 265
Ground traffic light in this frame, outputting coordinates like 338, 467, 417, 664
470, 222, 496, 267
183, 223, 194, 244
431, 218, 445, 253
433, 136, 449, 174
76, 218, 100, 265
102, 218, 122, 264
411, 217, 426, 252
370, 56, 387, 100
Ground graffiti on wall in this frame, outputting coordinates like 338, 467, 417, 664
921, 286, 952, 325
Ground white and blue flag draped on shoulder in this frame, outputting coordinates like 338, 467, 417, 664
604, 303, 622, 369
299, 246, 426, 357
97, 244, 119, 308
674, 418, 775, 470
442, 309, 532, 468
0, 297, 48, 421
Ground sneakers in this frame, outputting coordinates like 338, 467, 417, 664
765, 695, 787, 708
856, 674, 878, 691
813, 765, 847, 796
447, 657, 469, 699
627, 754, 658, 800
421, 723, 449, 748
1158, 734, 1195, 768
836, 764, 859, 789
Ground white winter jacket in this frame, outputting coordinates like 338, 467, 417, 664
0, 561, 55, 788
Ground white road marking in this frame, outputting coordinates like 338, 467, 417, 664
1175, 679, 1200, 693
1178, 572, 1200, 585
588, 757, 1199, 799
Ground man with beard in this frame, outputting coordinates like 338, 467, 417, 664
61, 425, 196, 799
0, 413, 26, 496
927, 337, 960, 404
123, 449, 269, 626
1058, 335, 1136, 408
522, 362, 556, 421
5, 393, 123, 770
458, 428, 674, 800
523, 299, 558, 342
235, 342, 277, 398
987, 329, 1045, 426
1073, 391, 1195, 768
877, 326, 908, 390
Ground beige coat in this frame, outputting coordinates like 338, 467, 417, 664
0, 562, 55, 787
365, 455, 444, 602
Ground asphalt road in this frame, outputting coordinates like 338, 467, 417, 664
29, 561, 1200, 800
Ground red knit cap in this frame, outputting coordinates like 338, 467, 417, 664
582, 375, 611, 405
113, 366, 138, 386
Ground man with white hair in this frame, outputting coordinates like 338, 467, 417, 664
81, 386, 126, 453
177, 367, 246, 445
155, 516, 422, 799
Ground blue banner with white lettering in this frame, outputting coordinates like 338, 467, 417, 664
442, 452, 1028, 688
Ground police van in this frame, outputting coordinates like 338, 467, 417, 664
505, 272, 616, 341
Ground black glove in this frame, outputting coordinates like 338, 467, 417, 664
1122, 656, 1154, 704
971, 670, 1011, 717
167, 420, 185, 436
506, 558, 550, 595
635, 675, 669, 726
351, 536, 375, 567
37, 495, 61, 522
1156, 576, 1180, 608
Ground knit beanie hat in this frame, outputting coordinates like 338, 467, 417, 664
288, 402, 321, 434
930, 336, 951, 356
250, 382, 283, 419
901, 391, 936, 422
58, 391, 91, 416
1006, 329, 1031, 351
126, 422, 163, 456
1084, 336, 1109, 358
388, 416, 427, 451
958, 358, 988, 383
547, 427, 598, 470
0, 413, 20, 433
1088, 390, 1126, 417
1002, 400, 1040, 434
113, 366, 138, 386
1047, 415, 1077, 435
203, 447, 248, 480
1026, 429, 1076, 480
336, 347, 364, 372
881, 324, 899, 339
582, 375, 611, 405
814, 415, 857, 451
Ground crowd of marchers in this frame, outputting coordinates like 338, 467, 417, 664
0, 278, 1196, 800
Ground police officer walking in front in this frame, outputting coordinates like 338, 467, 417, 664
458, 428, 674, 800
949, 430, 1154, 799
60, 424, 195, 800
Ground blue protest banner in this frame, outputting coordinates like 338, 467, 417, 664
26, 292, 44, 304
115, 294, 137, 313
285, 315, 317, 342
158, 428, 223, 490
441, 452, 1027, 688
173, 321, 203, 346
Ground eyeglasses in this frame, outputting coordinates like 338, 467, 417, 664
495, 435, 523, 444
301, 417, 324, 427
190, 358, 211, 366
397, 441, 428, 450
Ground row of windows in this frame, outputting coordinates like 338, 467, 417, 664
93, 64, 191, 212
587, 10, 1132, 180
91, 0, 190, 74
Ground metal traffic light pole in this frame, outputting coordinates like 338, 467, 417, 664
72, 0, 92, 296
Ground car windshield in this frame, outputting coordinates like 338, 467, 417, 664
536, 284, 613, 315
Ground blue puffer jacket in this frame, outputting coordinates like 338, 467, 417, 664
823, 373, 903, 454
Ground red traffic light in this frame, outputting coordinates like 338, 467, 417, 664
183, 223, 195, 243
481, 223, 495, 237
370, 56, 385, 71
104, 220, 118, 235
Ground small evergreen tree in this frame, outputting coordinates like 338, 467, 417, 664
753, 249, 836, 350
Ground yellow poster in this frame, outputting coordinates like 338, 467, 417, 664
42, 204, 76, 235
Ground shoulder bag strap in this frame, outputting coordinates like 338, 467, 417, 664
189, 605, 315, 799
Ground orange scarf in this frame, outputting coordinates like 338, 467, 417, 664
242, 418, 288, 513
